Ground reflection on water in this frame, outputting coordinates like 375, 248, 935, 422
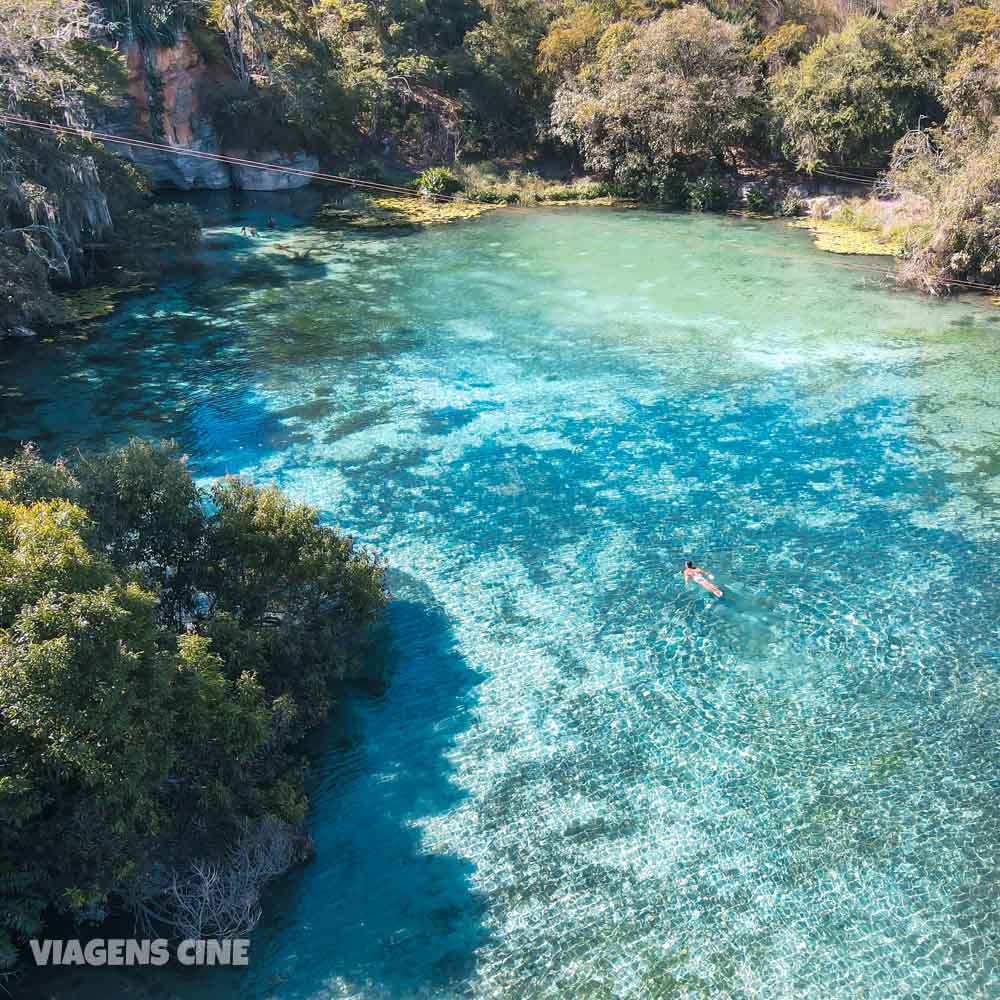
6, 205, 1000, 1000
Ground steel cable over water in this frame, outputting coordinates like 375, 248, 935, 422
3, 111, 997, 294
0, 112, 463, 202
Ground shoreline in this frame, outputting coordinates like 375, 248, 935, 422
8, 195, 986, 349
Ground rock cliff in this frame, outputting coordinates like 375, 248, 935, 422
107, 32, 318, 192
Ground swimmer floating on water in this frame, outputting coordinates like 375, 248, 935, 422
683, 560, 724, 598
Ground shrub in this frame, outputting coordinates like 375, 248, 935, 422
417, 167, 464, 197
687, 173, 733, 212
894, 131, 1000, 290
778, 188, 807, 217
540, 181, 609, 201
113, 203, 202, 253
0, 245, 67, 334
744, 185, 775, 214
752, 22, 810, 73
467, 187, 517, 204
940, 35, 1000, 135
653, 171, 692, 209
608, 168, 690, 207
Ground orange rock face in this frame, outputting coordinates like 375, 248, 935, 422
117, 32, 317, 191
125, 34, 205, 145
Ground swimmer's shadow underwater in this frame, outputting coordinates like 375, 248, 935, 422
678, 582, 784, 657
672, 566, 895, 669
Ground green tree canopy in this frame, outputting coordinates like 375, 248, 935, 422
0, 441, 387, 973
770, 15, 949, 170
551, 4, 760, 184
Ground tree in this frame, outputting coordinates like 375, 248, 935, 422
550, 5, 760, 184
887, 35, 1000, 290
0, 442, 388, 971
205, 476, 387, 721
940, 33, 1000, 136
207, 0, 355, 151
752, 22, 810, 74
537, 4, 605, 79
0, 1, 203, 335
74, 439, 206, 620
0, 496, 175, 956
206, 475, 386, 628
0, 0, 120, 293
462, 0, 550, 149
770, 15, 948, 170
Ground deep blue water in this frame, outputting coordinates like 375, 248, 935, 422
4, 204, 1000, 999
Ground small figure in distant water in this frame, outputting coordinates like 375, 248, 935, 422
267, 216, 277, 228
241, 225, 247, 236
683, 560, 723, 598
249, 225, 258, 237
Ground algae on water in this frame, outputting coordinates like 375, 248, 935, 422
789, 216, 904, 257
315, 193, 498, 231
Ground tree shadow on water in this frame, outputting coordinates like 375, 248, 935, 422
253, 593, 489, 999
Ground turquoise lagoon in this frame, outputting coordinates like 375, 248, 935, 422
3, 205, 1000, 999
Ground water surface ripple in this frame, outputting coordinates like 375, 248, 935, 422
4, 206, 1000, 1000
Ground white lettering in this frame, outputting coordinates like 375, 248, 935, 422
29, 938, 192, 967
28, 940, 53, 965
205, 939, 228, 965
83, 940, 105, 965
62, 940, 85, 965
176, 939, 199, 965
150, 939, 171, 966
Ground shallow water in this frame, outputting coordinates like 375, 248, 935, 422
5, 204, 1000, 1000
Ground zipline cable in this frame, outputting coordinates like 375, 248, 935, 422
0, 112, 463, 202
812, 167, 879, 186
2, 113, 996, 293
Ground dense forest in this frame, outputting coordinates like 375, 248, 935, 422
1, 0, 998, 329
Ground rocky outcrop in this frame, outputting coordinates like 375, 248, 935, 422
106, 32, 316, 192
119, 34, 231, 189
228, 150, 321, 191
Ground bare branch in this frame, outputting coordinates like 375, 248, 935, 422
122, 817, 303, 941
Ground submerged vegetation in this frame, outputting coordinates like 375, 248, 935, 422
0, 441, 387, 975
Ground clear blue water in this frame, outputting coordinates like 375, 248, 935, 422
5, 204, 1000, 999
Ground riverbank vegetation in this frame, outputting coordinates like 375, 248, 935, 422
2, 0, 998, 322
315, 163, 614, 229
0, 441, 387, 977
0, 0, 204, 336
